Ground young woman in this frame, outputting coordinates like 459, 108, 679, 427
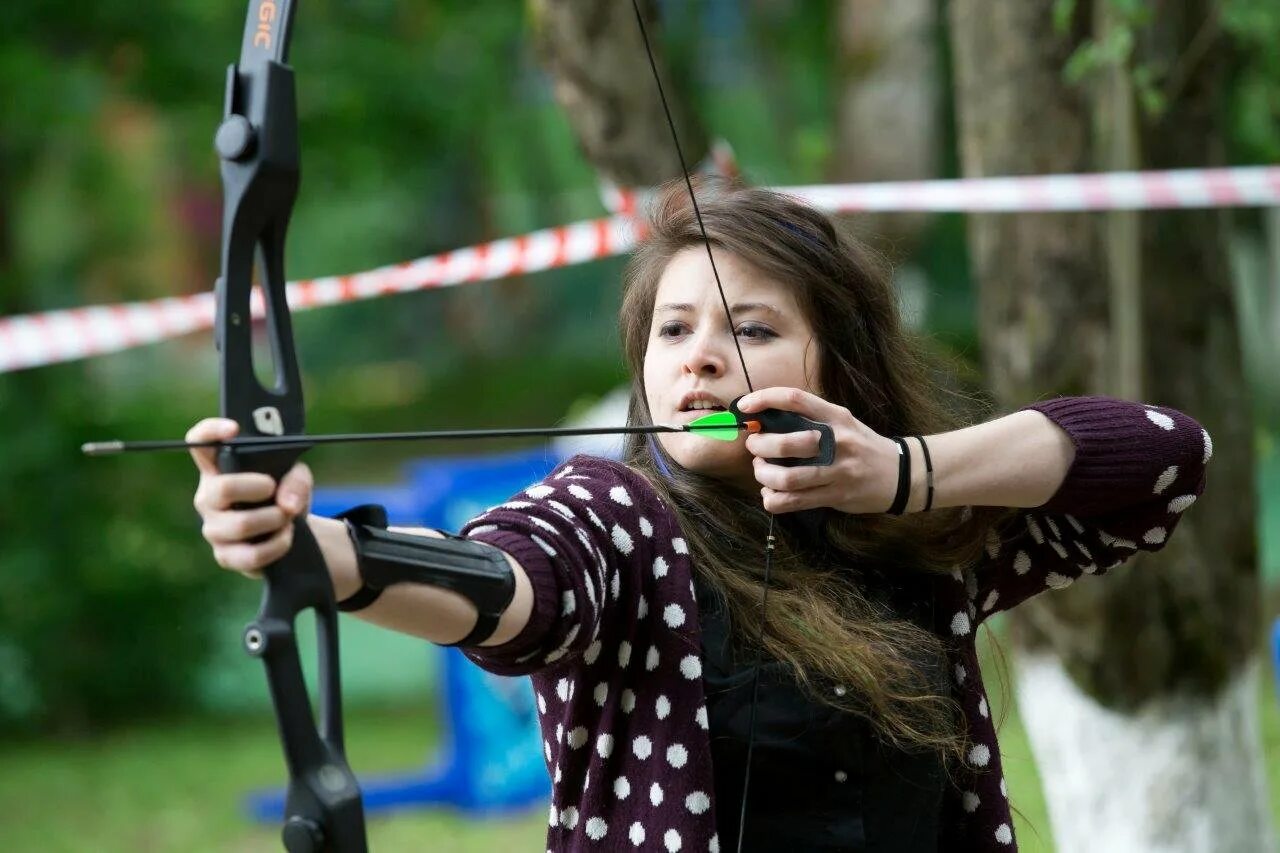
188, 182, 1211, 852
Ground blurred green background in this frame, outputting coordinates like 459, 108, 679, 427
1, 1, 1278, 850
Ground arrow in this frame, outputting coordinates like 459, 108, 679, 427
82, 409, 755, 456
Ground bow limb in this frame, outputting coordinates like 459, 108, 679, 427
215, 3, 367, 851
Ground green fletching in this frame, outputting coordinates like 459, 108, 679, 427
686, 410, 741, 441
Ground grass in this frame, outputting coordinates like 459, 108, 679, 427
1, 645, 1276, 852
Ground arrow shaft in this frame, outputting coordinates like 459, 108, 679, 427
82, 421, 750, 456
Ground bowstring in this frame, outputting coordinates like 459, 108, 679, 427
629, 4, 775, 851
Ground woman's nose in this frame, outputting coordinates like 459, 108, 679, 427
682, 327, 729, 377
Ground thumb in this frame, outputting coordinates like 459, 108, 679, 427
186, 418, 239, 476
276, 462, 314, 517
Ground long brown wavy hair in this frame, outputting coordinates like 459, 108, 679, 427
619, 179, 1013, 759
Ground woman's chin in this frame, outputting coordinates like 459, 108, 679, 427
661, 438, 753, 486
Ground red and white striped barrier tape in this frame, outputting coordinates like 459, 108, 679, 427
780, 166, 1280, 212
3, 165, 1278, 374
0, 214, 636, 373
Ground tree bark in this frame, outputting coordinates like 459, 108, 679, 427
528, 0, 709, 187
833, 0, 941, 250
950, 1, 1273, 849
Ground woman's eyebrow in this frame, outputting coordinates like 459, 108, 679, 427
729, 301, 784, 318
654, 301, 784, 317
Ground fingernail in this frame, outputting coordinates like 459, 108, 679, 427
281, 493, 299, 511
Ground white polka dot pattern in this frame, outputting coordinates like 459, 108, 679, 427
460, 393, 1210, 853
462, 456, 720, 850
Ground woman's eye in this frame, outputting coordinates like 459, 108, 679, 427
736, 323, 777, 341
657, 321, 687, 339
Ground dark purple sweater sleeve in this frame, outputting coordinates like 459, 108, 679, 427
455, 455, 666, 676
970, 396, 1211, 624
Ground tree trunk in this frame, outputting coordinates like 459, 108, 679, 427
528, 0, 709, 187
949, 1, 1274, 850
833, 0, 941, 251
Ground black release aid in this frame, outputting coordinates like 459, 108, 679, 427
729, 396, 837, 467
335, 505, 516, 646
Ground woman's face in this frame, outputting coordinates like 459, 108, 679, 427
643, 245, 821, 488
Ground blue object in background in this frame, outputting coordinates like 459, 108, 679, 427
248, 447, 564, 821
1272, 617, 1280, 700
246, 647, 550, 820
310, 446, 563, 531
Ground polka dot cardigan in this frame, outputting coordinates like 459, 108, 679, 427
460, 396, 1211, 851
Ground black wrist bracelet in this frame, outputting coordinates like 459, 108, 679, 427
911, 434, 935, 512
886, 436, 911, 516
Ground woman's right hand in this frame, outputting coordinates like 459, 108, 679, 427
187, 418, 314, 579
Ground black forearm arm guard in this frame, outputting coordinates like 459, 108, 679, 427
333, 505, 516, 647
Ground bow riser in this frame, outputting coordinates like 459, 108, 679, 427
214, 3, 368, 850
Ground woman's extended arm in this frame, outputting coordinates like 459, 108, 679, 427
187, 417, 533, 648
307, 515, 535, 647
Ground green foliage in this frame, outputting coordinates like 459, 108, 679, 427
0, 365, 225, 732
1052, 0, 1280, 154
0, 1, 617, 731
1056, 0, 1168, 117
1222, 0, 1280, 162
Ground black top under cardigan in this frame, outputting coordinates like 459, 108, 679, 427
696, 568, 949, 853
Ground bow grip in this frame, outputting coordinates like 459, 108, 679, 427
220, 446, 368, 853
730, 397, 836, 467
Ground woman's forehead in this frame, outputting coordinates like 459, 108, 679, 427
654, 246, 800, 311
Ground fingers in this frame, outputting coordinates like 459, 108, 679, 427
742, 392, 894, 514
735, 387, 843, 422
210, 521, 295, 577
201, 503, 293, 546
276, 463, 314, 516
744, 429, 822, 460
185, 418, 313, 579
193, 470, 279, 515
759, 484, 831, 514
186, 418, 239, 476
752, 456, 834, 493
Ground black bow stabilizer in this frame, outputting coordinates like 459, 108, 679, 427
215, 2, 367, 850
